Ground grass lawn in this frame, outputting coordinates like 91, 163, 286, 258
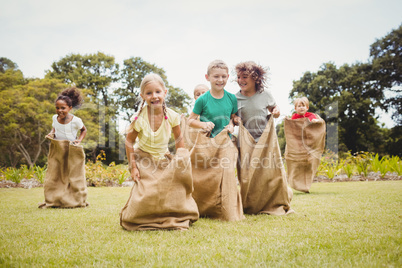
0, 181, 401, 267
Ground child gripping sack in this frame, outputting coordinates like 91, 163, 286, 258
120, 73, 199, 231
39, 86, 88, 208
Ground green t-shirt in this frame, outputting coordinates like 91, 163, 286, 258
193, 90, 238, 137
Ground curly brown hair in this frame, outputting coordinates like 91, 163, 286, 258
56, 86, 83, 108
234, 61, 269, 93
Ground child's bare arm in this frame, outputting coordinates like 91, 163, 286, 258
74, 125, 87, 145
188, 112, 214, 132
225, 114, 236, 133
125, 130, 140, 181
172, 125, 184, 149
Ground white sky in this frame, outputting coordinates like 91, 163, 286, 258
1, 0, 401, 127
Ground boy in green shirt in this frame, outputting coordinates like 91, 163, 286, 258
188, 60, 237, 137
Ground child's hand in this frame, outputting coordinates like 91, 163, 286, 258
271, 107, 280, 118
130, 167, 141, 182
45, 133, 54, 139
202, 121, 214, 132
233, 115, 241, 125
311, 119, 320, 123
225, 124, 234, 133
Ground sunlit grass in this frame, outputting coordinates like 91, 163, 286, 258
0, 181, 401, 267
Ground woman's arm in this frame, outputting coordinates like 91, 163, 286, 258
125, 130, 140, 181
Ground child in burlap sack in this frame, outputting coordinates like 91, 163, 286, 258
285, 96, 325, 193
39, 86, 88, 208
120, 73, 199, 231
233, 61, 294, 215
185, 60, 244, 221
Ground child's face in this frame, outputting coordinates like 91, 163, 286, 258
55, 100, 72, 120
237, 72, 256, 93
194, 87, 207, 100
140, 81, 167, 109
295, 102, 308, 116
205, 68, 229, 91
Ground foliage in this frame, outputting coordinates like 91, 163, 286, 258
370, 24, 402, 125
115, 57, 168, 121
388, 155, 402, 175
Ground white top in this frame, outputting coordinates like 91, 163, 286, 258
52, 114, 84, 142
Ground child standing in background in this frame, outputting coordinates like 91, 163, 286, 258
39, 86, 88, 209
188, 60, 237, 137
46, 87, 87, 144
193, 84, 209, 100
291, 97, 320, 123
120, 73, 198, 231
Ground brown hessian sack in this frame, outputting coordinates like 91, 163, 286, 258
237, 116, 294, 215
180, 115, 200, 150
38, 139, 89, 208
120, 148, 199, 231
190, 129, 245, 221
284, 116, 326, 193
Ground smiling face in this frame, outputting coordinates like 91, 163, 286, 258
55, 99, 72, 120
140, 81, 167, 109
205, 68, 229, 92
295, 101, 309, 116
237, 72, 257, 94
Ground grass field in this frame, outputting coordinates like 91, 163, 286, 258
0, 181, 401, 267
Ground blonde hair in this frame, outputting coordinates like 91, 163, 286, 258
293, 97, 310, 108
207, 60, 229, 75
193, 84, 209, 93
134, 73, 168, 121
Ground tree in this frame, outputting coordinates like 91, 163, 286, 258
290, 62, 385, 154
0, 79, 67, 167
46, 52, 120, 161
0, 57, 18, 73
115, 57, 168, 121
370, 24, 402, 125
166, 85, 191, 115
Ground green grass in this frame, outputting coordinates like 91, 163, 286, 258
1, 181, 401, 267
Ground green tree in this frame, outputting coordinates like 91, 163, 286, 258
115, 57, 167, 121
370, 24, 402, 125
166, 85, 191, 115
0, 79, 67, 167
46, 52, 120, 161
290, 62, 385, 154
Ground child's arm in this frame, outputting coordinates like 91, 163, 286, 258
46, 128, 56, 139
188, 112, 215, 132
125, 130, 141, 181
74, 125, 87, 145
172, 125, 184, 149
233, 115, 241, 125
224, 114, 236, 133
268, 105, 280, 118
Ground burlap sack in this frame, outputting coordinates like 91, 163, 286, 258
237, 117, 294, 215
284, 116, 326, 193
120, 148, 199, 231
190, 129, 245, 221
38, 139, 88, 208
180, 115, 200, 150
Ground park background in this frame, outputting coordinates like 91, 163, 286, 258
0, 0, 400, 172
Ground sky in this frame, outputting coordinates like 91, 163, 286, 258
1, 0, 401, 127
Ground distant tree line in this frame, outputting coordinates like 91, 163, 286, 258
0, 54, 191, 167
277, 24, 401, 157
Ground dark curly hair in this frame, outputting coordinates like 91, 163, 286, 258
234, 61, 269, 93
56, 86, 83, 108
